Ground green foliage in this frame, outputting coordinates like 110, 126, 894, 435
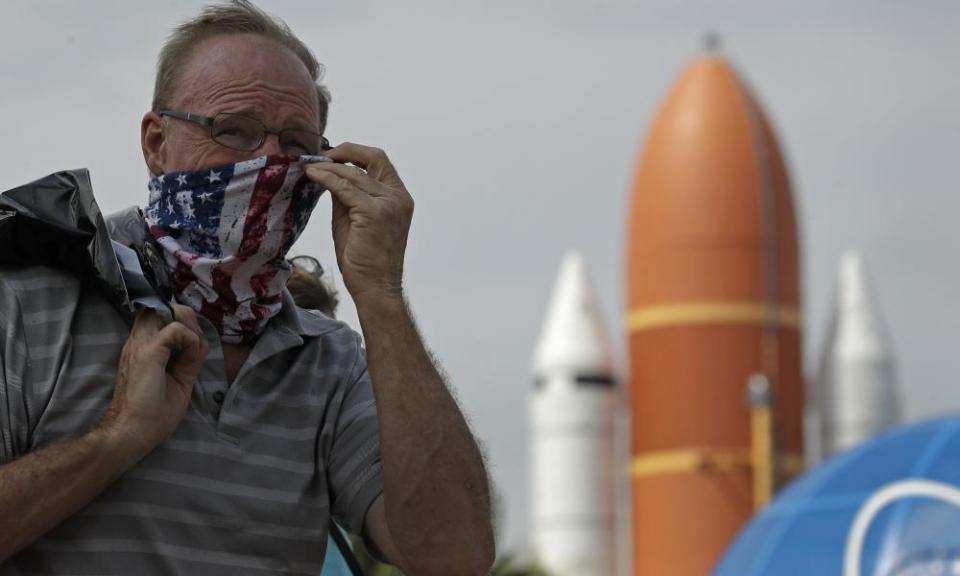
489, 551, 551, 576
349, 535, 404, 576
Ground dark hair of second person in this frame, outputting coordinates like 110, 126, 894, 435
286, 266, 339, 317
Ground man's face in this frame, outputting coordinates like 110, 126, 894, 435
143, 33, 320, 174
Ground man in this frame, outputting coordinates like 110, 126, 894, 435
0, 2, 494, 575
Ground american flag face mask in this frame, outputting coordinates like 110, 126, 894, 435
143, 154, 328, 343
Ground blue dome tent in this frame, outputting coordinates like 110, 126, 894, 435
714, 416, 960, 576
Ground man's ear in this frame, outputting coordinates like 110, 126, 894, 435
142, 111, 167, 175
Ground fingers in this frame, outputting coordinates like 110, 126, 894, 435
307, 161, 386, 196
325, 142, 398, 181
153, 320, 207, 369
131, 308, 167, 336
167, 305, 208, 368
305, 163, 376, 210
130, 305, 207, 370
172, 304, 202, 338
131, 306, 205, 343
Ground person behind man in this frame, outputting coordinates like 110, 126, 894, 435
0, 2, 494, 575
288, 255, 339, 317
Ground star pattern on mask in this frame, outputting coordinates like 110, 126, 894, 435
175, 190, 193, 212
176, 173, 189, 186
206, 170, 222, 184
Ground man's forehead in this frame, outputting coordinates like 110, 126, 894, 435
172, 33, 318, 116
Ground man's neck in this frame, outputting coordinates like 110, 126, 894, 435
221, 342, 253, 385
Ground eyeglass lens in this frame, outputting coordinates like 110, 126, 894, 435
211, 113, 322, 156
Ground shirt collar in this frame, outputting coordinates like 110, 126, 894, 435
272, 289, 341, 338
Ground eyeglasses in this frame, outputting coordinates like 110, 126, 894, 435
158, 110, 330, 156
289, 255, 325, 279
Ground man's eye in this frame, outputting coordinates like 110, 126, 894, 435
215, 127, 246, 137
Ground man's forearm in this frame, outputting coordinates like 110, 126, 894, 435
0, 424, 142, 561
356, 293, 495, 574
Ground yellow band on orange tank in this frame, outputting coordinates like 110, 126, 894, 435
631, 448, 805, 479
626, 301, 802, 333
631, 448, 750, 479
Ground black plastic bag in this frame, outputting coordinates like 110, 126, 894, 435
0, 169, 170, 322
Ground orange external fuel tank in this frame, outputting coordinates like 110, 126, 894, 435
626, 55, 803, 575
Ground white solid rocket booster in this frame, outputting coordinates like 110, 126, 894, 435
530, 252, 615, 576
818, 250, 899, 458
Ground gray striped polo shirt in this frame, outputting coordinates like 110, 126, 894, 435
0, 241, 383, 573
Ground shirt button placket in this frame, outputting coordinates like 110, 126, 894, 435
212, 390, 226, 418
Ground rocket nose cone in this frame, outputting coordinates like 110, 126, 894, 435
626, 52, 800, 310
828, 249, 894, 359
838, 250, 871, 314
819, 250, 900, 457
533, 251, 614, 377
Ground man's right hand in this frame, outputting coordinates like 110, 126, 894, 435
99, 304, 208, 457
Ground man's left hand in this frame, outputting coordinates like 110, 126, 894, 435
308, 143, 495, 575
304, 143, 414, 303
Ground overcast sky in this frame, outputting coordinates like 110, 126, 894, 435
3, 0, 959, 553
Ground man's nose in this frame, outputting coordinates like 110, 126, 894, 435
255, 133, 284, 156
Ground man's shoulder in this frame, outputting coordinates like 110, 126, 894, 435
0, 264, 83, 305
0, 266, 87, 361
0, 264, 123, 335
296, 307, 358, 342
293, 307, 367, 360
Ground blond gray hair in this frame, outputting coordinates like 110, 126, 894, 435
152, 0, 331, 131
